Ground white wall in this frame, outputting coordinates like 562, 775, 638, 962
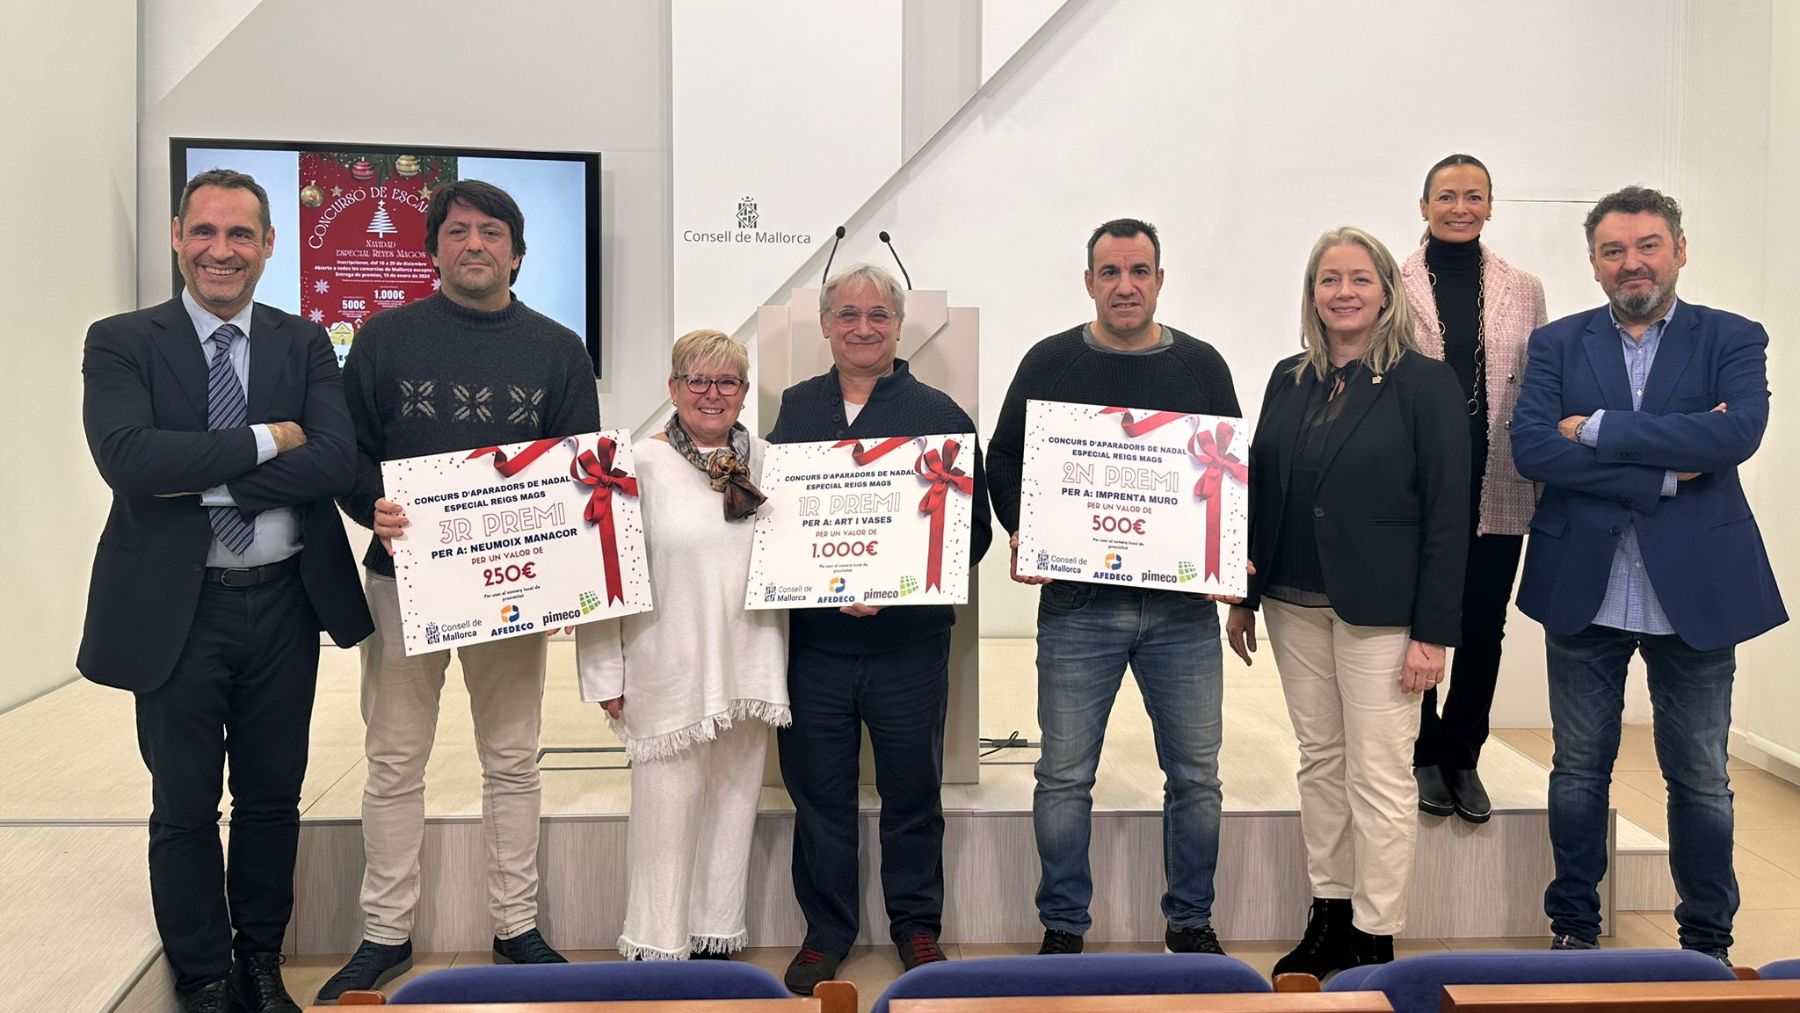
137, 0, 672, 435
1733, 1, 1800, 775
0, 0, 137, 711
725, 0, 1790, 731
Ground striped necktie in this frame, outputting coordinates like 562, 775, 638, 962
205, 324, 256, 556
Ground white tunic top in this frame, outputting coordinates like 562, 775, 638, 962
575, 437, 789, 761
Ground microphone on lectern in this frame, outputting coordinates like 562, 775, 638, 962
821, 226, 846, 285
878, 231, 913, 290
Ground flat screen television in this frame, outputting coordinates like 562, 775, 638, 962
170, 137, 602, 375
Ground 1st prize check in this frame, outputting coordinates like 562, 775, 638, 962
1016, 400, 1250, 596
745, 434, 977, 609
382, 431, 653, 656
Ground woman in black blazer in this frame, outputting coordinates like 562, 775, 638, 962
1228, 226, 1469, 979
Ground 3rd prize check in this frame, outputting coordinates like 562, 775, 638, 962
746, 434, 977, 610
382, 431, 653, 656
1016, 400, 1250, 596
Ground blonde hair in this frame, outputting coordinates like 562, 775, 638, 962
1291, 226, 1419, 382
670, 329, 750, 380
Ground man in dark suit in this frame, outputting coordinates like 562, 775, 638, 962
79, 169, 373, 1013
1512, 185, 1785, 963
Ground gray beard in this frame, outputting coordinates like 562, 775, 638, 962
1613, 280, 1671, 322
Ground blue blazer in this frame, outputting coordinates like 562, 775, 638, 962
1512, 301, 1784, 651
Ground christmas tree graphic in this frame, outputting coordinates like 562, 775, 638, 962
367, 200, 398, 237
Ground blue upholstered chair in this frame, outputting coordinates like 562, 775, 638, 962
1322, 949, 1737, 1013
870, 953, 1271, 1013
385, 960, 792, 1004
1759, 958, 1800, 980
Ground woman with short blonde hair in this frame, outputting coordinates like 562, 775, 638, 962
577, 328, 787, 960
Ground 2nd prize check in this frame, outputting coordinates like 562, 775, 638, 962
745, 434, 977, 609
382, 431, 653, 656
1016, 400, 1250, 597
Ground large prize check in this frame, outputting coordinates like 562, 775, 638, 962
382, 431, 652, 656
745, 434, 977, 609
1016, 400, 1250, 596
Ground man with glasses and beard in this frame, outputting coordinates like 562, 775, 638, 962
1511, 185, 1785, 964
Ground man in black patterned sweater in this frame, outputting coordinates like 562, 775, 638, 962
319, 181, 598, 1003
986, 219, 1241, 957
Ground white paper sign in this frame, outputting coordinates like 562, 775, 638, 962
746, 434, 977, 609
382, 432, 653, 656
1017, 400, 1250, 596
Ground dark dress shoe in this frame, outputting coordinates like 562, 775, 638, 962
234, 953, 300, 1013
316, 940, 413, 1004
784, 947, 845, 995
1446, 767, 1492, 824
177, 978, 238, 1013
1414, 764, 1455, 817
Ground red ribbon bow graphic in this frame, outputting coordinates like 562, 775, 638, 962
569, 439, 640, 604
1100, 406, 1186, 437
1188, 423, 1248, 581
468, 436, 639, 604
833, 436, 916, 465
915, 439, 974, 592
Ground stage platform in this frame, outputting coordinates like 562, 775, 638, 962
0, 638, 1675, 1011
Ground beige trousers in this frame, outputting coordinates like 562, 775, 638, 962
359, 574, 548, 943
1263, 599, 1420, 936
618, 719, 769, 960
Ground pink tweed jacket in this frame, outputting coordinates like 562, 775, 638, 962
1401, 243, 1548, 536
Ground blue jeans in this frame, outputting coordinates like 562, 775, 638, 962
1544, 625, 1738, 954
1032, 583, 1224, 935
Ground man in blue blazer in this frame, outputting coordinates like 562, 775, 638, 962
79, 169, 372, 1012
1512, 186, 1785, 963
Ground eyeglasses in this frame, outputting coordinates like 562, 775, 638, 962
677, 374, 744, 396
831, 307, 897, 327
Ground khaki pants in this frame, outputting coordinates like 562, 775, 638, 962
359, 574, 548, 943
1263, 599, 1420, 936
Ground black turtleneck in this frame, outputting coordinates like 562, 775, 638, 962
1424, 235, 1489, 510
1425, 236, 1483, 410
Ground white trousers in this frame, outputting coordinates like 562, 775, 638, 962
1263, 599, 1420, 936
619, 718, 769, 959
359, 574, 548, 943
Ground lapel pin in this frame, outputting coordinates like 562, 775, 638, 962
1371, 374, 1384, 384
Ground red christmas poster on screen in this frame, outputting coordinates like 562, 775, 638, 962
298, 151, 456, 365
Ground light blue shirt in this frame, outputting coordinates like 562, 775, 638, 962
181, 290, 302, 567
1576, 298, 1680, 635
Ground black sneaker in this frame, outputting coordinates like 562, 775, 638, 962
1550, 934, 1598, 951
1692, 948, 1732, 967
493, 928, 567, 964
1037, 929, 1084, 955
1165, 923, 1226, 955
234, 952, 300, 1012
1272, 898, 1356, 980
899, 932, 947, 971
783, 947, 844, 996
177, 978, 237, 1013
1415, 765, 1455, 817
315, 940, 414, 1005
1446, 767, 1492, 824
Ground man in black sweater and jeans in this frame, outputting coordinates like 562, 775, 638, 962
770, 263, 992, 994
987, 219, 1240, 957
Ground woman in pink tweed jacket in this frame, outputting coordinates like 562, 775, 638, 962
1400, 154, 1547, 826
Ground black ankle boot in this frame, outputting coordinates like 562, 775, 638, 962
1349, 926, 1394, 967
1272, 898, 1356, 979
